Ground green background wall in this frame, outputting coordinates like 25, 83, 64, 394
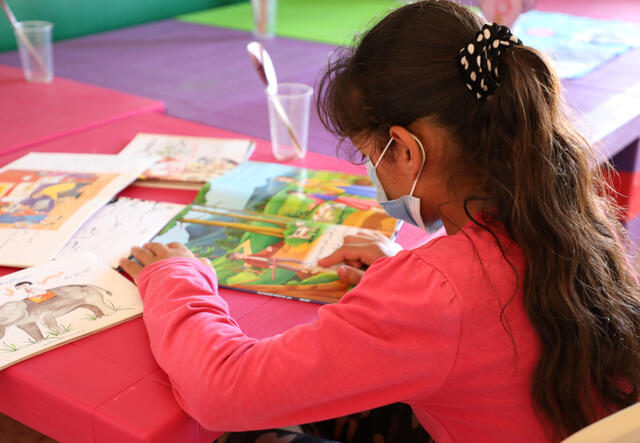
0, 0, 245, 52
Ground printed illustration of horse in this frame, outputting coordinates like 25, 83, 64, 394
0, 284, 113, 343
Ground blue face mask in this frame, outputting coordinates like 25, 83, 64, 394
366, 134, 442, 233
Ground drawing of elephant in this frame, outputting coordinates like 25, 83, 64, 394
0, 284, 114, 343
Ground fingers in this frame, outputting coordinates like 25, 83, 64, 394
345, 259, 365, 269
337, 265, 365, 286
317, 246, 353, 267
318, 244, 378, 268
318, 246, 361, 267
121, 242, 200, 283
119, 257, 143, 283
198, 257, 212, 267
343, 235, 366, 245
167, 242, 194, 258
144, 242, 169, 257
131, 245, 157, 266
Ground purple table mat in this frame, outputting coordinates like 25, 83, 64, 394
1, 19, 639, 162
0, 20, 341, 157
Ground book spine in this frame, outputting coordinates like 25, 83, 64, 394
219, 285, 328, 305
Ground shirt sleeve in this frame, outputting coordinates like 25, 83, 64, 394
137, 252, 462, 432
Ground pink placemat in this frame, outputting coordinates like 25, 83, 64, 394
0, 64, 164, 155
0, 111, 436, 442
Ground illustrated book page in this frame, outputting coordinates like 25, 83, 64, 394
118, 133, 256, 188
513, 10, 640, 79
154, 206, 390, 304
0, 153, 153, 268
56, 197, 185, 268
0, 252, 142, 371
194, 161, 400, 238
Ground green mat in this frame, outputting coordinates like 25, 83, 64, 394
0, 0, 243, 52
178, 0, 406, 47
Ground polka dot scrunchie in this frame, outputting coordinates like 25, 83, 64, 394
458, 23, 522, 100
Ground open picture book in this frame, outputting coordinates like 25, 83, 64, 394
118, 133, 256, 189
154, 161, 401, 303
0, 252, 142, 371
0, 153, 153, 268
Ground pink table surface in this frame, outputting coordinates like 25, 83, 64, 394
0, 64, 165, 155
0, 111, 432, 443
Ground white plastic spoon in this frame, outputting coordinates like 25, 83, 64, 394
247, 41, 304, 157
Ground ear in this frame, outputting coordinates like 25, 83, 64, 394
388, 126, 426, 183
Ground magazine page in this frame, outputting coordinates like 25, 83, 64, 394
0, 153, 153, 267
118, 133, 256, 185
195, 161, 400, 238
56, 197, 185, 268
154, 206, 390, 303
0, 252, 142, 370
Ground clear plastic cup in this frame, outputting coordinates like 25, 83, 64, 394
267, 83, 313, 161
251, 0, 277, 39
14, 21, 54, 83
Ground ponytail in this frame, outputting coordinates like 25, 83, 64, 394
316, 0, 640, 439
467, 42, 640, 438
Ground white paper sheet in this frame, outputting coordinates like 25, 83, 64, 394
56, 197, 185, 268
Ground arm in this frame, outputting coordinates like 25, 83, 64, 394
137, 253, 461, 431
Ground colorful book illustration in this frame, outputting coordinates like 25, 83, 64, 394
0, 252, 142, 371
154, 161, 401, 304
118, 133, 256, 189
194, 161, 398, 237
0, 153, 153, 268
513, 10, 640, 79
56, 197, 185, 268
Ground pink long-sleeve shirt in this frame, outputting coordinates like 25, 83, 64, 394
137, 220, 548, 442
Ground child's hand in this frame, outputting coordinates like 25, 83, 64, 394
317, 232, 402, 285
119, 242, 211, 284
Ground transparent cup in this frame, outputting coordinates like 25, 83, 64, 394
267, 83, 313, 161
14, 21, 54, 83
251, 0, 277, 39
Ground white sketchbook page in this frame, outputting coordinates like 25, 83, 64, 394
56, 197, 185, 268
0, 251, 142, 371
118, 133, 256, 183
0, 153, 154, 268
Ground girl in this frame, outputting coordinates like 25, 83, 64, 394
120, 1, 640, 441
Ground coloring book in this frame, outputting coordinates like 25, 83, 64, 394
0, 153, 153, 268
0, 252, 142, 371
154, 161, 401, 304
118, 133, 256, 189
56, 197, 185, 268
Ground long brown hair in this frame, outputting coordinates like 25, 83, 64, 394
316, 0, 640, 439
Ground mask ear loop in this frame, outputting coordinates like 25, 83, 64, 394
409, 134, 426, 197
373, 138, 395, 169
374, 133, 426, 196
